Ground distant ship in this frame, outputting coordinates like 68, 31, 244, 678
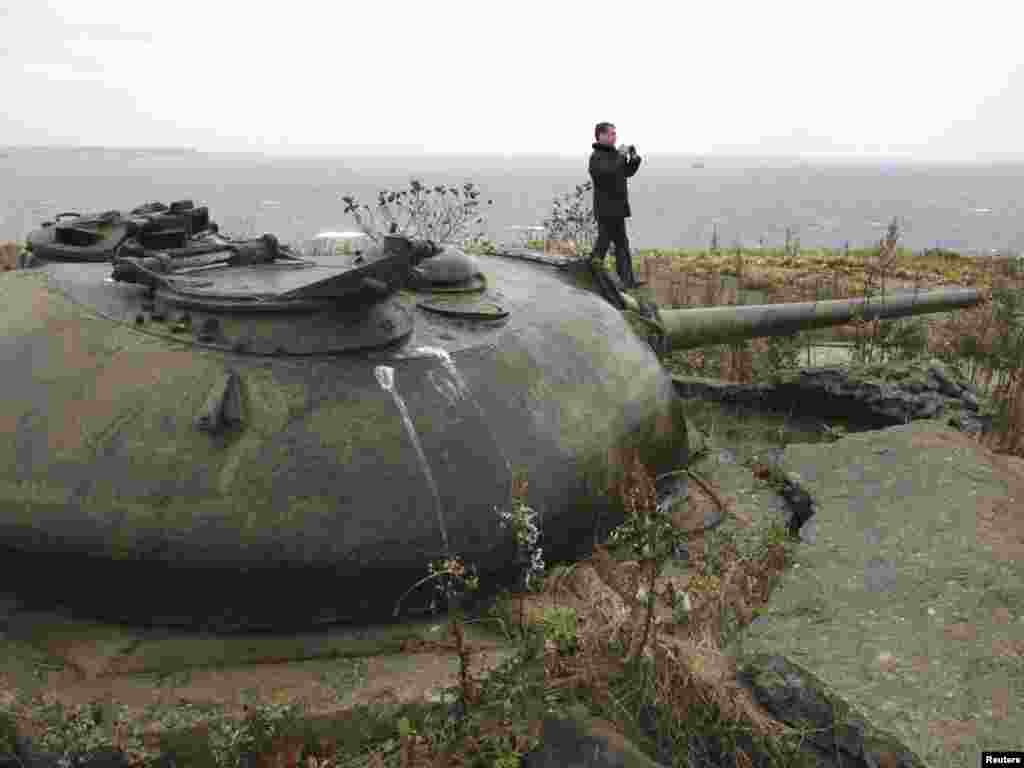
691, 161, 705, 169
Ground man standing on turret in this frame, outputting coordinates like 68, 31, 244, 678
589, 121, 643, 288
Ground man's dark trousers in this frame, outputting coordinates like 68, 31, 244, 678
592, 216, 636, 286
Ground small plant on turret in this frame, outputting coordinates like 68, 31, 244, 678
341, 178, 494, 247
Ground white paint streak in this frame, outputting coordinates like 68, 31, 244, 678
414, 346, 471, 399
426, 369, 461, 409
373, 365, 394, 391
373, 364, 449, 553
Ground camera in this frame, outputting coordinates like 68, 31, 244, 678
618, 144, 637, 158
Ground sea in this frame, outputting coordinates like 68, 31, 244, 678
2, 147, 1022, 256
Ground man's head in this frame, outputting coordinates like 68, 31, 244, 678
594, 122, 617, 145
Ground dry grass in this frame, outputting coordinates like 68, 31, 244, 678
508, 463, 798, 757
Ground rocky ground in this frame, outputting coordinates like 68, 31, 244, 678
740, 419, 1024, 767
673, 357, 992, 437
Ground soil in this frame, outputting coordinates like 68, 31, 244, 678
0, 611, 516, 744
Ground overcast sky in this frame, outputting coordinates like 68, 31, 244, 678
2, 0, 1022, 161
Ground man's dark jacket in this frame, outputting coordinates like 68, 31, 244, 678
588, 142, 641, 218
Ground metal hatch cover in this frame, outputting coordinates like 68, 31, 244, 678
153, 264, 383, 311
113, 233, 415, 311
416, 296, 509, 320
44, 262, 415, 355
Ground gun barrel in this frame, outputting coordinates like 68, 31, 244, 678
658, 288, 983, 350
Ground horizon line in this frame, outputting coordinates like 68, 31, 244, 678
4, 144, 1024, 165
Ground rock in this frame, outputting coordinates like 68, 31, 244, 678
0, 593, 19, 628
959, 389, 980, 411
799, 517, 818, 544
13, 735, 135, 768
636, 698, 845, 768
522, 715, 667, 768
670, 542, 690, 562
673, 362, 989, 438
863, 557, 898, 593
901, 379, 924, 394
773, 473, 816, 534
926, 363, 964, 398
446, 698, 468, 724
738, 655, 926, 768
0, 727, 17, 768
636, 704, 673, 766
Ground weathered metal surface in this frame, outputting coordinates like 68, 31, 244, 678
45, 263, 415, 354
0, 251, 687, 629
414, 246, 480, 284
659, 288, 983, 349
416, 297, 509, 320
111, 234, 413, 307
495, 247, 574, 269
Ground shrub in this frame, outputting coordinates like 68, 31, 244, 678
341, 178, 494, 246
542, 182, 597, 256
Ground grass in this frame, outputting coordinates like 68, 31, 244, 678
625, 232, 1024, 457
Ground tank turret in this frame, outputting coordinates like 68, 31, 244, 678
3, 212, 687, 630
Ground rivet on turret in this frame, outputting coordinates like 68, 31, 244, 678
196, 370, 245, 434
